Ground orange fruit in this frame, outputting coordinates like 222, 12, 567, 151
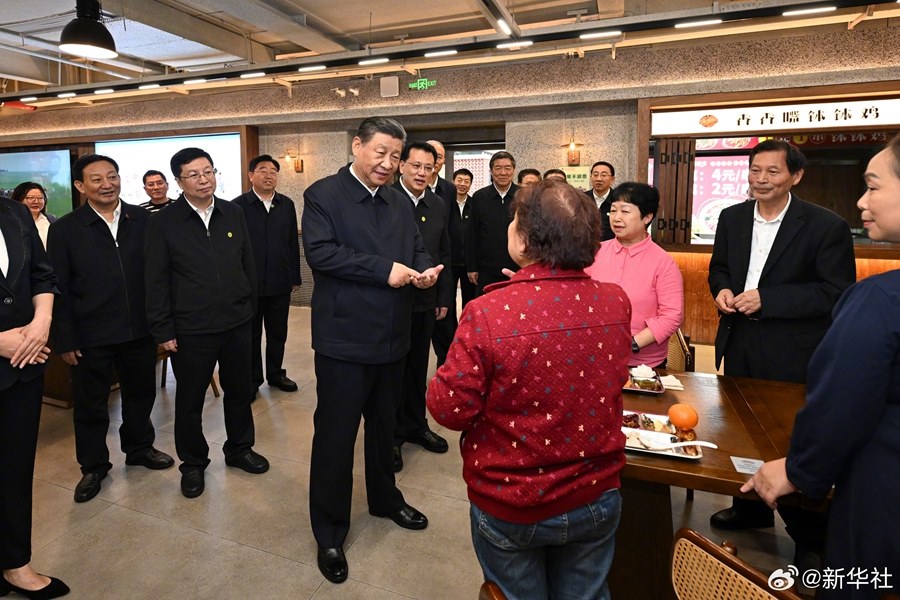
668, 403, 699, 430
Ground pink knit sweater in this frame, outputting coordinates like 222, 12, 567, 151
427, 263, 631, 523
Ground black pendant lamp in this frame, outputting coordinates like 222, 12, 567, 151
59, 0, 118, 59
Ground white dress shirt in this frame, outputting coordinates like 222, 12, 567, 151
744, 195, 792, 292
0, 227, 8, 277
90, 201, 122, 241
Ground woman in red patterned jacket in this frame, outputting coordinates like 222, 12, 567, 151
427, 180, 632, 600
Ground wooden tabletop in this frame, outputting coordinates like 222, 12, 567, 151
620, 372, 806, 497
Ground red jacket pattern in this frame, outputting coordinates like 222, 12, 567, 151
427, 263, 632, 523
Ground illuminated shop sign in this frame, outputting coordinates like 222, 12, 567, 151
651, 98, 900, 136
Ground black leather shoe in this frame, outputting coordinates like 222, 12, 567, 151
407, 429, 449, 454
180, 469, 205, 498
393, 446, 403, 473
268, 375, 298, 392
710, 507, 775, 530
0, 575, 70, 599
125, 447, 175, 470
317, 546, 348, 584
371, 503, 428, 530
225, 449, 270, 474
73, 472, 106, 503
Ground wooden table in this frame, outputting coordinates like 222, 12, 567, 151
608, 372, 806, 600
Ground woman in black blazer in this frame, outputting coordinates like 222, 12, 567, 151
0, 198, 69, 599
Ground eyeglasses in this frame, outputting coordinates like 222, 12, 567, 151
145, 181, 167, 188
406, 162, 435, 174
179, 168, 218, 182
23, 195, 46, 202
253, 168, 278, 176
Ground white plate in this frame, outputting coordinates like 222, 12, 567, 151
621, 411, 702, 460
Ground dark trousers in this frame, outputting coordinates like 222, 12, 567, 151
396, 310, 436, 443
431, 265, 477, 366
251, 292, 291, 388
71, 336, 158, 475
310, 353, 405, 549
171, 322, 255, 472
476, 270, 507, 297
0, 376, 43, 568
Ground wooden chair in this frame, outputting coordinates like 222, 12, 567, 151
667, 328, 695, 373
157, 348, 220, 397
671, 528, 802, 600
478, 581, 506, 600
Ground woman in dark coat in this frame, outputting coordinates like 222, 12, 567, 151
743, 133, 900, 599
0, 197, 69, 598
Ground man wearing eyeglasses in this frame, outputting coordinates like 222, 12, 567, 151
589, 161, 616, 241
139, 170, 174, 212
465, 150, 521, 296
145, 147, 268, 499
232, 155, 301, 398
391, 142, 452, 472
48, 154, 174, 504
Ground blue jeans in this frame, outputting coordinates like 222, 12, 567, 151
470, 488, 621, 600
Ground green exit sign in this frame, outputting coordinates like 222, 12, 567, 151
408, 78, 436, 91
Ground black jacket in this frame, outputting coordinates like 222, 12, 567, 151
232, 190, 301, 296
393, 182, 452, 312
465, 183, 520, 276
48, 201, 151, 353
0, 198, 58, 391
448, 196, 471, 268
302, 166, 433, 363
145, 196, 257, 342
431, 176, 457, 207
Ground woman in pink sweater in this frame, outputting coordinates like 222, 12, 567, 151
427, 180, 631, 600
585, 182, 683, 368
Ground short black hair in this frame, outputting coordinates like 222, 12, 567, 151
170, 147, 214, 179
356, 117, 406, 145
11, 182, 48, 214
401, 142, 438, 163
143, 169, 167, 185
749, 140, 806, 174
542, 168, 567, 181
517, 168, 541, 183
590, 161, 615, 177
609, 182, 659, 218
73, 154, 119, 183
489, 151, 516, 170
512, 180, 601, 270
249, 154, 280, 173
453, 168, 473, 180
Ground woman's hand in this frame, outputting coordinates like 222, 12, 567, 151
0, 329, 26, 360
11, 314, 51, 368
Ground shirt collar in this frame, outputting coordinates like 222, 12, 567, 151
399, 179, 426, 202
349, 164, 378, 197
88, 199, 121, 223
609, 233, 652, 256
494, 183, 512, 198
593, 190, 610, 203
753, 194, 792, 224
252, 188, 276, 203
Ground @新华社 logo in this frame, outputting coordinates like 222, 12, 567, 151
768, 565, 798, 590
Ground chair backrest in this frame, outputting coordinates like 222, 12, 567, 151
671, 528, 801, 600
478, 581, 506, 600
666, 328, 694, 372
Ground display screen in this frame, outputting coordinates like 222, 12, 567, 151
95, 133, 243, 206
0, 149, 74, 217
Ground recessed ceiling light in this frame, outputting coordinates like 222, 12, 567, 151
240, 71, 266, 79
782, 6, 836, 16
58, 92, 77, 98
674, 19, 723, 28
359, 57, 389, 66
579, 30, 622, 40
20, 96, 37, 102
298, 65, 327, 72
183, 78, 206, 85
424, 49, 458, 58
138, 83, 160, 90
94, 88, 115, 95
497, 19, 513, 36
497, 40, 533, 49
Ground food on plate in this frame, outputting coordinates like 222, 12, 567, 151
622, 412, 641, 429
699, 114, 718, 128
695, 138, 717, 151
621, 411, 675, 434
631, 364, 655, 378
669, 404, 700, 456
724, 137, 752, 149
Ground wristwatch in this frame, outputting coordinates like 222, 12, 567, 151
631, 337, 640, 354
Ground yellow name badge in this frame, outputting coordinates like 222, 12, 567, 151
228, 232, 233, 238
421, 216, 426, 222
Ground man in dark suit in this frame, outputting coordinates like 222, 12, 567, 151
302, 118, 443, 585
589, 161, 616, 241
431, 168, 476, 366
708, 139, 855, 566
49, 154, 174, 504
425, 139, 457, 206
145, 147, 268, 499
466, 151, 521, 296
232, 154, 301, 396
392, 141, 453, 472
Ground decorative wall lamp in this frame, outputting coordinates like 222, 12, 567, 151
59, 0, 118, 59
564, 140, 584, 166
283, 152, 304, 173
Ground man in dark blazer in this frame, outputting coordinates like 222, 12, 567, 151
392, 141, 453, 471
431, 168, 476, 366
708, 139, 855, 565
425, 139, 457, 206
49, 154, 174, 504
589, 161, 616, 241
466, 151, 521, 296
232, 154, 302, 396
302, 118, 442, 585
146, 147, 268, 499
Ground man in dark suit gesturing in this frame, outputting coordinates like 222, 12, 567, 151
708, 139, 856, 566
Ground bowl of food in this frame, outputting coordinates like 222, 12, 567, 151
623, 364, 664, 393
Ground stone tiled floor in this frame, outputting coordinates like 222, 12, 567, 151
26, 307, 793, 599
